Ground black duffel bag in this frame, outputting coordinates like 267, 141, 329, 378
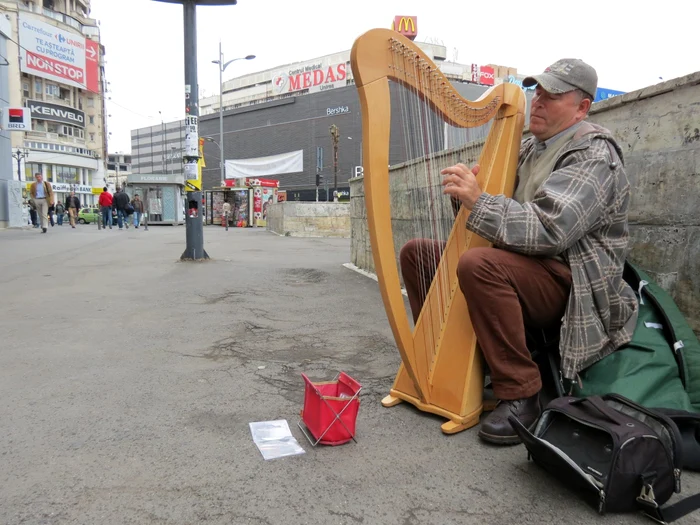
510, 394, 700, 523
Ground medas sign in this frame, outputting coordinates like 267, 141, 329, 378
272, 59, 347, 95
28, 100, 85, 127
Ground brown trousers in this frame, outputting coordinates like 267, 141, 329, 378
399, 240, 572, 400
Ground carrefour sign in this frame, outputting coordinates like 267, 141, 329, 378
18, 13, 99, 93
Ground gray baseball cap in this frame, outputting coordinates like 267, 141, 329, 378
523, 58, 598, 99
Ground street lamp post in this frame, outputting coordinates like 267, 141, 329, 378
153, 0, 241, 261
12, 148, 28, 182
212, 43, 254, 185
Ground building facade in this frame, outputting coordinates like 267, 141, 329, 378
0, 0, 107, 217
106, 152, 131, 190
130, 119, 184, 176
131, 38, 535, 201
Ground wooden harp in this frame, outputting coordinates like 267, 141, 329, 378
350, 29, 526, 434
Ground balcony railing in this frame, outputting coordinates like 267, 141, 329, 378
18, 3, 97, 36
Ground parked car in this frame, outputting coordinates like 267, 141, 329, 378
78, 207, 117, 225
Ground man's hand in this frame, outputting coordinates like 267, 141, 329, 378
441, 163, 482, 210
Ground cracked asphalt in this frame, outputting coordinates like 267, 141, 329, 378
2, 224, 699, 524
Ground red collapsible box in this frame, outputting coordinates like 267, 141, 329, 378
298, 372, 362, 446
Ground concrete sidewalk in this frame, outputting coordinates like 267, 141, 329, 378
1, 224, 698, 524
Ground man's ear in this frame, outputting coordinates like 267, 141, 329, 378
579, 97, 592, 115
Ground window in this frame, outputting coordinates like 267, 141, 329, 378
78, 98, 83, 110
25, 163, 43, 181
89, 116, 94, 125
45, 84, 60, 96
60, 87, 71, 101
23, 82, 29, 98
87, 97, 94, 108
34, 80, 41, 95
89, 133, 95, 142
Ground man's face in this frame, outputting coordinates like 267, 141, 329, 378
35, 174, 43, 183
529, 86, 591, 141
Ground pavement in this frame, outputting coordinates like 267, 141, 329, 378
1, 223, 699, 525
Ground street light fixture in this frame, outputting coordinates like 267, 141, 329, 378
152, 0, 240, 261
212, 42, 254, 185
12, 148, 29, 182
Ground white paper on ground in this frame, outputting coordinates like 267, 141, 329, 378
249, 419, 306, 460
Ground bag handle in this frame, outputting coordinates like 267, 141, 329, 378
570, 396, 627, 426
640, 490, 700, 523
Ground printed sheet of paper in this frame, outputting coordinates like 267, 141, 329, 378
249, 419, 306, 460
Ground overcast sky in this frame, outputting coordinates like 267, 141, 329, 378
91, 0, 699, 153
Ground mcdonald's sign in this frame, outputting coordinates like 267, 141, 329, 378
392, 16, 417, 40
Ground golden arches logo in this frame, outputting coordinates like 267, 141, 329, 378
392, 16, 417, 39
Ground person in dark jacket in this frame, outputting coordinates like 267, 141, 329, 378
65, 191, 80, 228
113, 187, 131, 230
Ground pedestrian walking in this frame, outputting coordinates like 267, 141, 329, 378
65, 191, 80, 229
29, 173, 54, 233
222, 200, 231, 231
131, 194, 144, 228
113, 187, 130, 230
55, 201, 65, 226
28, 199, 38, 228
98, 187, 113, 230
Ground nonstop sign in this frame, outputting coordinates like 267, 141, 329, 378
272, 58, 348, 96
28, 100, 85, 127
18, 13, 99, 93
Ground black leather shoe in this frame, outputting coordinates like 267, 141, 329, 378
478, 393, 541, 445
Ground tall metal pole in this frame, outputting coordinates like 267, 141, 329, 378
181, 0, 208, 260
219, 41, 225, 185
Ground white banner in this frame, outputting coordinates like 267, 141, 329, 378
18, 13, 99, 92
225, 150, 303, 179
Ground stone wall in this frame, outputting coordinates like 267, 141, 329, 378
267, 202, 350, 238
349, 72, 700, 331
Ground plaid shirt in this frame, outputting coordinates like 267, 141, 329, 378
466, 122, 639, 381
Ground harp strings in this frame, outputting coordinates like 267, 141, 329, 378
390, 39, 491, 371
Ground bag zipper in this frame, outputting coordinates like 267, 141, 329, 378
627, 265, 687, 386
605, 394, 683, 492
530, 432, 605, 497
546, 407, 618, 512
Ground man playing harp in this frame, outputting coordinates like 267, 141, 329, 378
400, 59, 639, 445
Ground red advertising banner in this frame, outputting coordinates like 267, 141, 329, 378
26, 51, 85, 85
479, 66, 495, 86
85, 39, 100, 93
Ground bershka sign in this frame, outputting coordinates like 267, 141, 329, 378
28, 100, 85, 127
272, 59, 347, 95
326, 106, 349, 116
19, 13, 99, 93
2, 107, 31, 131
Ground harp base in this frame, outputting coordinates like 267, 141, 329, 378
382, 389, 483, 435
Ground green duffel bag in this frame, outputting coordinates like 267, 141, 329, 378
573, 262, 699, 413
